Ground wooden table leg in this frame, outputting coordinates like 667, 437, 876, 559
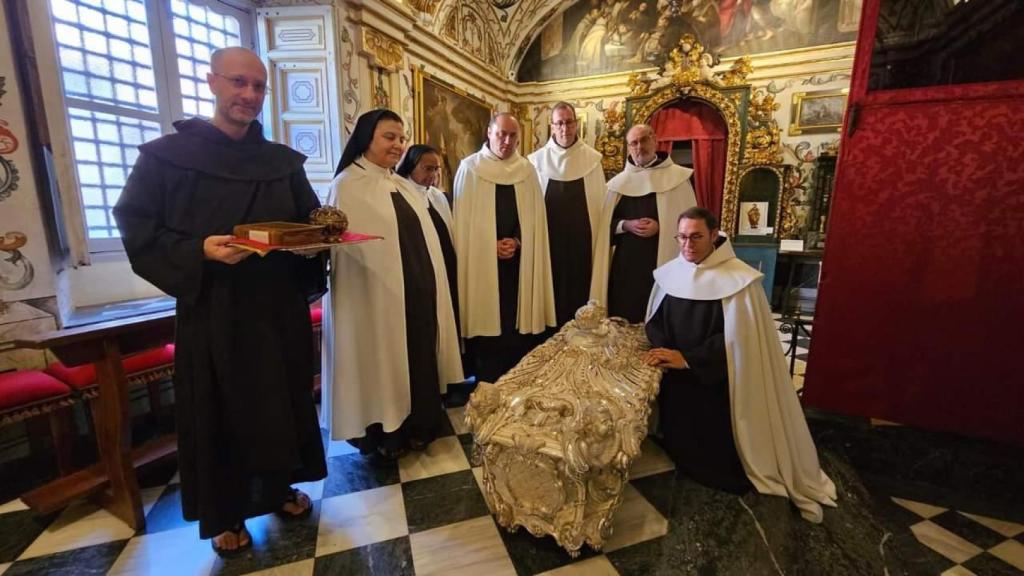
90, 337, 145, 530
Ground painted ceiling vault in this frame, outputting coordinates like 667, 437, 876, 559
414, 0, 569, 76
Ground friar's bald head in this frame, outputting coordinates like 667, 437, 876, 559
206, 47, 268, 136
487, 112, 520, 160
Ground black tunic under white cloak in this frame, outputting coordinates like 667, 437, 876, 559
645, 294, 751, 493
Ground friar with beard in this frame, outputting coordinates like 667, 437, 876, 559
114, 47, 326, 555
590, 123, 697, 322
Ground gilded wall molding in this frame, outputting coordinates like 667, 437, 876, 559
361, 27, 404, 72
630, 84, 745, 236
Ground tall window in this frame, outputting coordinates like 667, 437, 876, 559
49, 0, 252, 251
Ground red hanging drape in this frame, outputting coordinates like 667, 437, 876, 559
691, 139, 726, 218
648, 100, 727, 219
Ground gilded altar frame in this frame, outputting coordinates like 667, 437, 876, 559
624, 83, 750, 240
595, 35, 794, 238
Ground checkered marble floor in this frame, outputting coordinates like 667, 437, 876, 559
891, 497, 1024, 575
772, 313, 810, 391
0, 407, 677, 576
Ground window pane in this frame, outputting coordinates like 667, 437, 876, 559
869, 0, 1024, 91
67, 108, 162, 240
51, 0, 158, 113
171, 1, 244, 119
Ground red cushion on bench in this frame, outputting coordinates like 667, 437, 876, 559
45, 344, 175, 390
310, 307, 323, 325
0, 370, 72, 411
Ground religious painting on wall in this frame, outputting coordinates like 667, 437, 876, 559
414, 69, 492, 197
517, 0, 860, 83
789, 90, 846, 135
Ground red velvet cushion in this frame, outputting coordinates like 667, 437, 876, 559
45, 344, 175, 390
310, 307, 323, 325
0, 370, 72, 411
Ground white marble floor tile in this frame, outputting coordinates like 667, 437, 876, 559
939, 566, 976, 576
17, 496, 154, 560
909, 520, 982, 564
470, 467, 494, 514
240, 558, 315, 576
0, 498, 28, 515
603, 484, 668, 552
292, 478, 325, 502
892, 497, 947, 519
447, 405, 469, 436
409, 515, 516, 576
315, 484, 408, 557
988, 539, 1024, 571
106, 523, 216, 576
958, 512, 1024, 538
398, 436, 470, 483
0, 562, 10, 575
629, 438, 675, 480
326, 438, 359, 458
537, 555, 620, 576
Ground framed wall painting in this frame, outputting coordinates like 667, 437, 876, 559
413, 68, 492, 196
789, 90, 848, 135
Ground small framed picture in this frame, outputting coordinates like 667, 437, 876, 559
739, 201, 772, 235
789, 90, 848, 135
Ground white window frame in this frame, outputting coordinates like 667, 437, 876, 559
42, 0, 256, 254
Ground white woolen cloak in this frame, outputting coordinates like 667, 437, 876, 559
323, 157, 463, 440
528, 137, 607, 247
590, 156, 697, 306
453, 144, 556, 338
646, 237, 838, 523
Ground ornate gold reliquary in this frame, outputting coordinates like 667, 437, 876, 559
465, 301, 662, 556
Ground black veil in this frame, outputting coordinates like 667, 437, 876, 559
334, 108, 404, 176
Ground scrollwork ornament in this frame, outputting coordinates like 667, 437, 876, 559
466, 302, 662, 556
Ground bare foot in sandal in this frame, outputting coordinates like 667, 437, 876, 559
212, 523, 251, 557
278, 487, 313, 518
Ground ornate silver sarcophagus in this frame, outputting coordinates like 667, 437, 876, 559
465, 302, 662, 556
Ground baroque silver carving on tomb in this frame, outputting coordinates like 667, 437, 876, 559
465, 301, 662, 556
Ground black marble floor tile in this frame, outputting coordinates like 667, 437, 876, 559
313, 536, 414, 576
930, 510, 1009, 550
321, 453, 400, 500
962, 551, 1024, 576
210, 501, 322, 576
496, 518, 600, 576
457, 432, 478, 467
3, 540, 128, 576
806, 414, 1024, 523
0, 509, 57, 563
629, 470, 677, 519
139, 484, 194, 535
401, 469, 490, 534
605, 536, 685, 576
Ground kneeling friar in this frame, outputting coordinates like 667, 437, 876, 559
645, 207, 838, 523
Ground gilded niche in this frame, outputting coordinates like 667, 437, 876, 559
466, 302, 663, 556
